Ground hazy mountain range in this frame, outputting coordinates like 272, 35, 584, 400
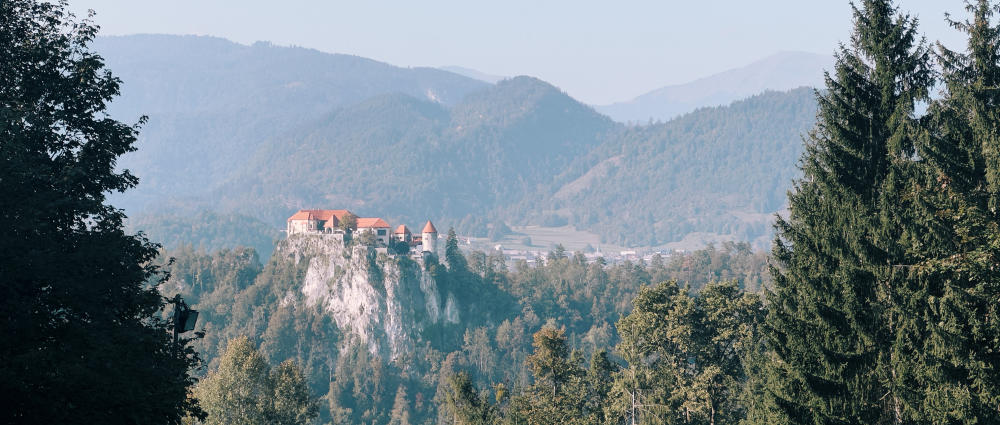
440, 52, 830, 124
96, 35, 819, 249
439, 65, 506, 84
596, 51, 830, 123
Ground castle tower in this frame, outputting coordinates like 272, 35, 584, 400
421, 220, 438, 253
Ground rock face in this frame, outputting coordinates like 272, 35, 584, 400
278, 234, 457, 360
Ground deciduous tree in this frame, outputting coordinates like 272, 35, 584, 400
0, 1, 202, 422
194, 336, 318, 425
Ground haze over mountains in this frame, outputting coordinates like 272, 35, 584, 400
439, 66, 506, 84
96, 34, 819, 250
596, 51, 832, 123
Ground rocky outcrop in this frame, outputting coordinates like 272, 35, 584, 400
277, 234, 458, 360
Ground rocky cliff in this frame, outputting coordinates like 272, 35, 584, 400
276, 234, 459, 360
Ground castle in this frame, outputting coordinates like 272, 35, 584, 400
286, 209, 438, 253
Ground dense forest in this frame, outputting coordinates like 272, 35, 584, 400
513, 89, 816, 246
7, 0, 1000, 424
158, 237, 768, 424
156, 0, 1000, 423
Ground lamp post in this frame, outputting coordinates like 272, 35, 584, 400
168, 294, 199, 355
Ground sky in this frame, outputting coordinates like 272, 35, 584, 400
68, 0, 972, 105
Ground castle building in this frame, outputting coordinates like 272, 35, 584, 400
355, 217, 392, 245
421, 220, 438, 253
393, 225, 412, 244
286, 209, 351, 234
287, 209, 435, 252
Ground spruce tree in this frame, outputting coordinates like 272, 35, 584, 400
906, 0, 1000, 421
442, 372, 495, 425
754, 1, 932, 424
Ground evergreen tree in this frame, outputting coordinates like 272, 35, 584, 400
586, 350, 617, 425
907, 0, 1000, 421
446, 227, 469, 272
0, 1, 203, 422
509, 325, 588, 425
754, 1, 932, 424
443, 371, 495, 425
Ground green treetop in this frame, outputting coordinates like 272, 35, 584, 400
0, 1, 203, 422
194, 336, 318, 425
903, 0, 1000, 421
755, 0, 933, 424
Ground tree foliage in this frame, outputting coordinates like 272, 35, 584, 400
0, 1, 201, 422
194, 336, 318, 425
752, 1, 1000, 424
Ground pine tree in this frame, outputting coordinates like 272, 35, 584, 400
511, 325, 588, 425
443, 371, 494, 425
446, 228, 469, 272
905, 0, 1000, 421
585, 350, 617, 424
753, 1, 932, 424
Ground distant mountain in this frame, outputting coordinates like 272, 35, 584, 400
440, 66, 506, 84
596, 51, 831, 123
522, 88, 817, 247
210, 76, 617, 227
100, 35, 819, 248
92, 34, 490, 212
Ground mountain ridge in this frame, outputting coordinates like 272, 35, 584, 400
596, 51, 830, 123
96, 34, 819, 248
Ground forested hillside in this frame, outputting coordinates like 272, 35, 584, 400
208, 77, 617, 227
94, 35, 489, 213
160, 238, 768, 424
99, 35, 817, 249
129, 211, 280, 258
12, 1, 1000, 424
519, 88, 817, 246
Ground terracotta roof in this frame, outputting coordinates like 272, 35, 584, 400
356, 217, 390, 229
422, 220, 438, 233
287, 209, 353, 223
287, 210, 316, 221
327, 209, 352, 221
394, 225, 411, 234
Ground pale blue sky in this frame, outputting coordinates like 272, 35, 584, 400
69, 0, 971, 104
